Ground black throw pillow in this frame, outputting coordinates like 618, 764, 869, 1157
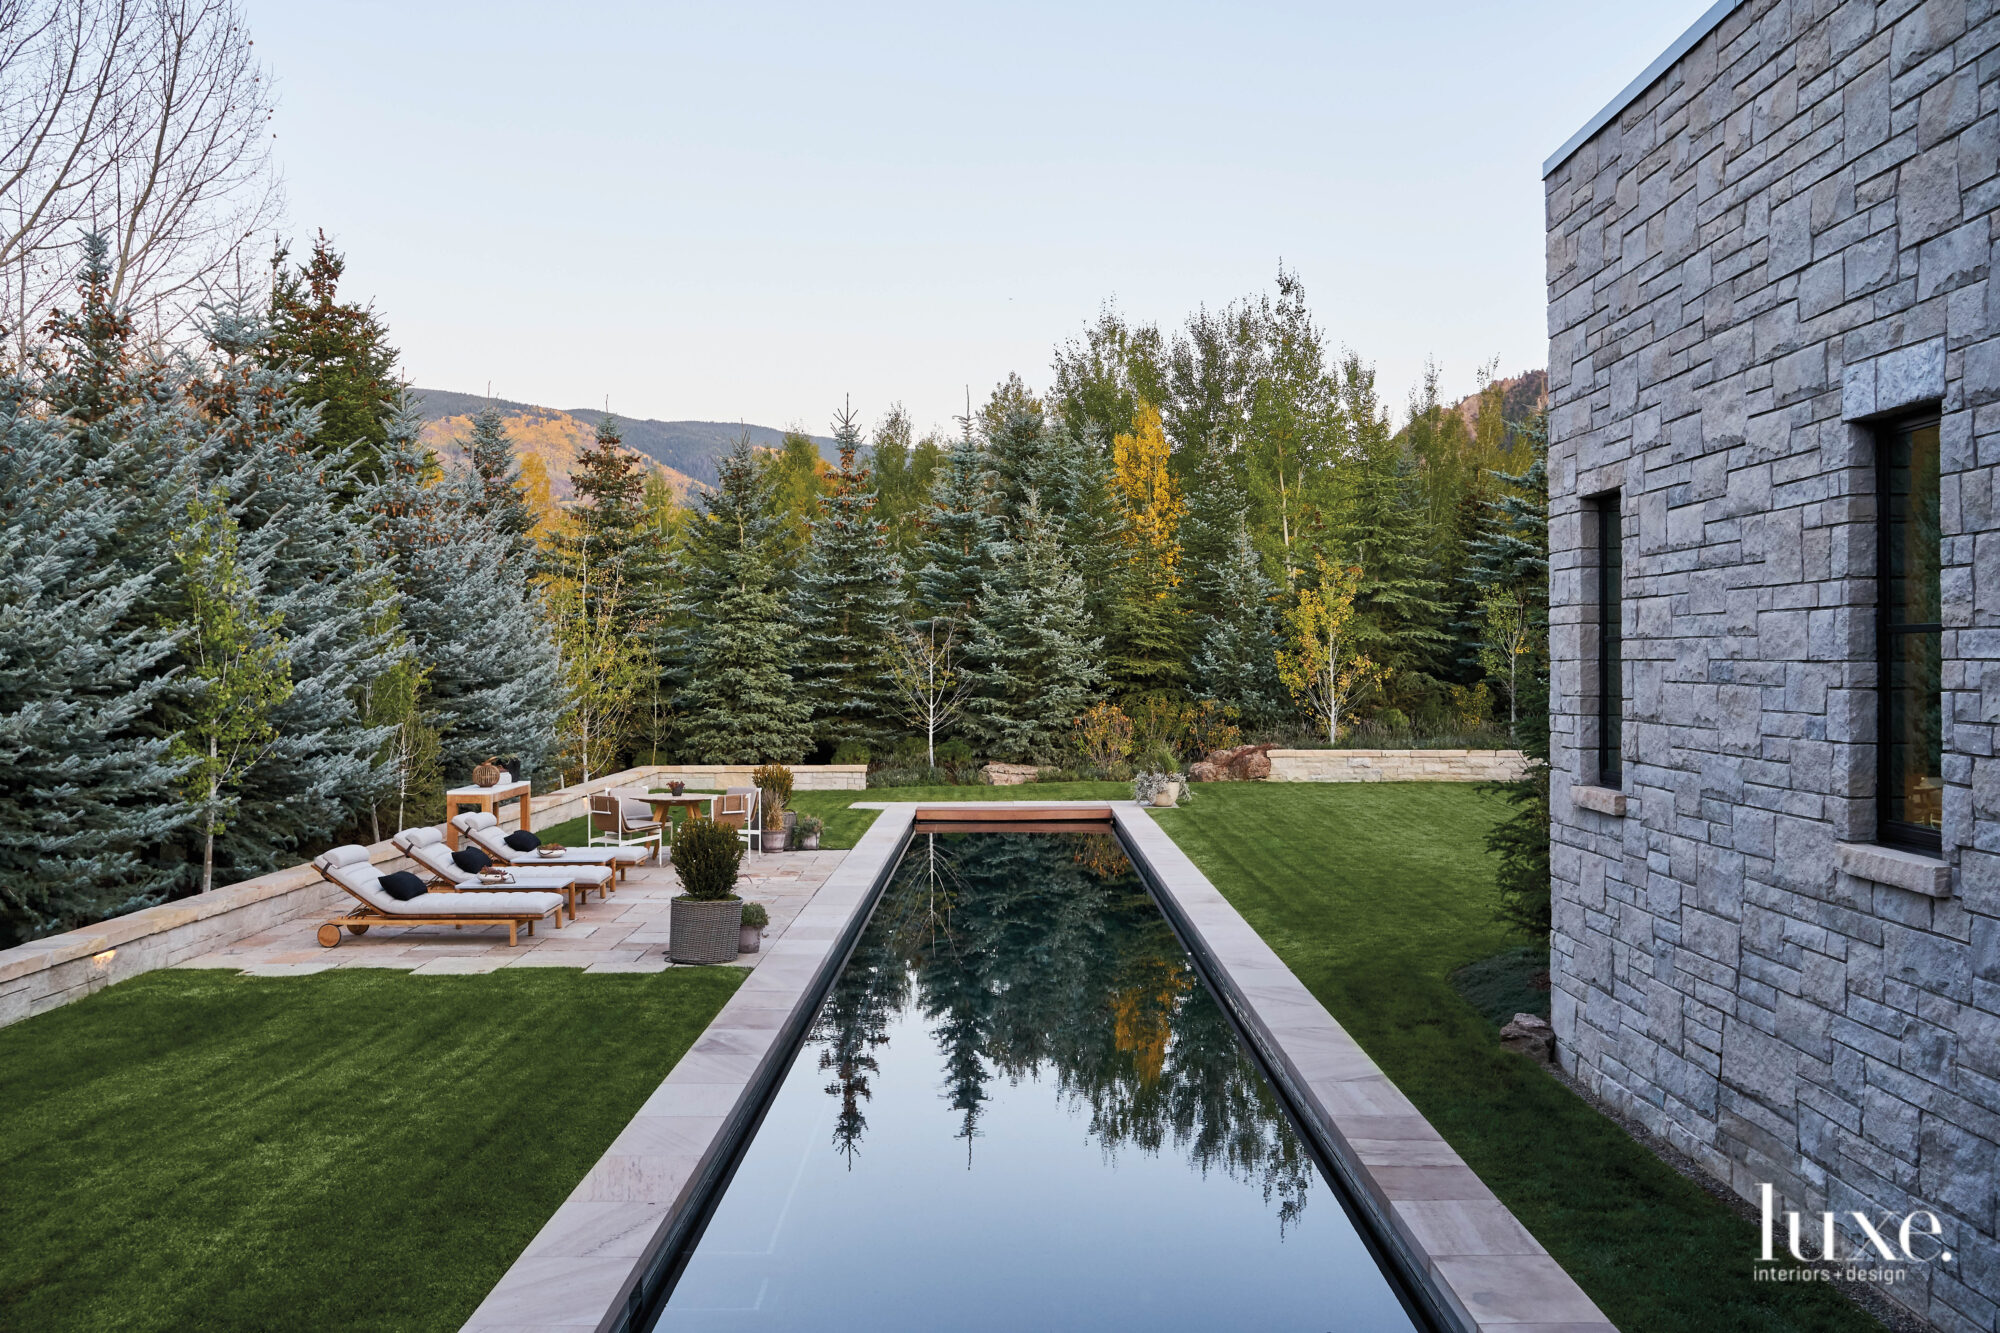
452, 846, 492, 873
504, 830, 541, 852
378, 870, 427, 902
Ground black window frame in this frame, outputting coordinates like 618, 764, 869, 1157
1875, 414, 1943, 857
1592, 491, 1624, 791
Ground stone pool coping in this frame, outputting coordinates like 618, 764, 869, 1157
460, 804, 918, 1333
1112, 805, 1615, 1333
463, 801, 1613, 1333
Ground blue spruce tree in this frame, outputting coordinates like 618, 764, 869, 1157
795, 404, 903, 753
0, 376, 189, 944
363, 402, 561, 782
913, 428, 997, 630
963, 492, 1104, 761
192, 298, 404, 868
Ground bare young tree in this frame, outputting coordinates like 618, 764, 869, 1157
0, 0, 279, 354
887, 618, 971, 768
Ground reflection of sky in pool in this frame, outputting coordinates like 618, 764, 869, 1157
655, 833, 1421, 1333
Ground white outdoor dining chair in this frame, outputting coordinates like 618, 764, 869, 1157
715, 786, 762, 852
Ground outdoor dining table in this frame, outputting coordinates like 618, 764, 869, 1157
646, 792, 721, 842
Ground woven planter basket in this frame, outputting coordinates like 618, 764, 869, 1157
670, 897, 744, 964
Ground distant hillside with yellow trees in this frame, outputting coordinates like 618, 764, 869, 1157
410, 388, 836, 492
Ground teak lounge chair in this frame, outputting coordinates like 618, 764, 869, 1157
454, 811, 648, 880
311, 845, 564, 947
391, 826, 610, 921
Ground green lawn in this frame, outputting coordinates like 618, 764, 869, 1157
791, 780, 1133, 848
0, 967, 742, 1333
1153, 784, 1878, 1333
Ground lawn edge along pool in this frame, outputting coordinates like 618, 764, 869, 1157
467, 803, 1611, 1333
1112, 806, 1614, 1333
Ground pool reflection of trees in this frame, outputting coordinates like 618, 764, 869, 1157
809, 832, 1314, 1231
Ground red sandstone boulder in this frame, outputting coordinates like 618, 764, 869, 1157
1201, 743, 1277, 781
1187, 760, 1221, 783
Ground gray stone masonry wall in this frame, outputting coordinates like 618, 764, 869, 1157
1546, 2, 2000, 1328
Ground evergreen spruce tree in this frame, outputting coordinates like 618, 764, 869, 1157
668, 440, 812, 762
1190, 524, 1289, 729
363, 403, 561, 782
553, 416, 663, 601
1472, 413, 1551, 935
194, 297, 404, 868
265, 232, 401, 485
0, 372, 188, 945
795, 404, 904, 752
463, 406, 537, 563
963, 492, 1104, 761
913, 430, 998, 629
1176, 453, 1252, 625
1334, 367, 1450, 702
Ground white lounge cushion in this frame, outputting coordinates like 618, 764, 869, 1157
406, 889, 563, 915
470, 824, 643, 866
452, 811, 499, 834
403, 839, 604, 891
321, 857, 560, 918
314, 844, 375, 872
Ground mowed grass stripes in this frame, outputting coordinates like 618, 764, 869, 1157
0, 966, 741, 1332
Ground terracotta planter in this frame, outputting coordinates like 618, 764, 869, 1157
739, 924, 762, 953
670, 896, 743, 964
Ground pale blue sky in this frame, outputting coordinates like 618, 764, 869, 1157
248, 2, 1704, 436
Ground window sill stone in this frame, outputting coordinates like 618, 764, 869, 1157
1571, 785, 1627, 816
1835, 842, 1951, 898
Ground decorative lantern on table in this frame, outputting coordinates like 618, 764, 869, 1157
472, 756, 504, 788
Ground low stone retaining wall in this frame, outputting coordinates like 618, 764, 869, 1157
1266, 749, 1528, 783
0, 761, 672, 1031
631, 763, 867, 792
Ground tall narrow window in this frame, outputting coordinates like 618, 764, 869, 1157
1879, 418, 1942, 854
1595, 493, 1623, 789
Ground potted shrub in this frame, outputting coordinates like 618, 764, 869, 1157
669, 816, 745, 964
739, 900, 769, 953
752, 762, 794, 852
794, 813, 824, 851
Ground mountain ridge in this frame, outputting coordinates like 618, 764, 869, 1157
410, 388, 836, 487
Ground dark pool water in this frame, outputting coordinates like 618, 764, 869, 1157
653, 832, 1422, 1333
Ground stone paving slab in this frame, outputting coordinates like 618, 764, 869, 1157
1112, 805, 1617, 1333
172, 848, 847, 975
460, 807, 915, 1333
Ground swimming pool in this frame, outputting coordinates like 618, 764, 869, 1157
649, 831, 1428, 1332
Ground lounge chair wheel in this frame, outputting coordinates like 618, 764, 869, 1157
347, 923, 370, 936
317, 923, 342, 948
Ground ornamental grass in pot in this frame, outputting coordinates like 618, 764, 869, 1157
753, 762, 794, 851
669, 816, 745, 964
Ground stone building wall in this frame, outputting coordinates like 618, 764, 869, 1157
1545, 1, 2000, 1326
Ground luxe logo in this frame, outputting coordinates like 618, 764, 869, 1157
1758, 1185, 1953, 1265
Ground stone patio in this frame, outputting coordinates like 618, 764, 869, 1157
171, 849, 849, 977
